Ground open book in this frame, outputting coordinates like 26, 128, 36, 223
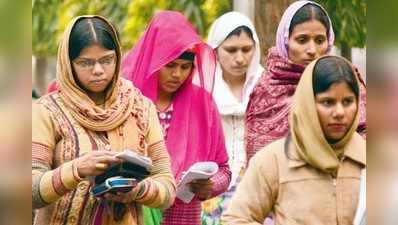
115, 149, 152, 170
176, 161, 219, 203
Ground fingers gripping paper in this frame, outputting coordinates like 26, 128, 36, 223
176, 161, 218, 203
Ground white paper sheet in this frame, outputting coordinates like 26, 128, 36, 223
176, 161, 219, 203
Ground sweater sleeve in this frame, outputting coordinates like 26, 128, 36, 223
134, 103, 176, 209
221, 149, 278, 225
209, 163, 231, 198
32, 102, 82, 209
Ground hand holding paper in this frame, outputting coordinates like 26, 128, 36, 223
176, 161, 219, 203
189, 178, 214, 201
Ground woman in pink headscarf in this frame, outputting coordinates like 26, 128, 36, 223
245, 0, 367, 161
122, 11, 231, 225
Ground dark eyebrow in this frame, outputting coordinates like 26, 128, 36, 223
222, 46, 238, 49
344, 95, 356, 99
315, 34, 327, 38
316, 96, 334, 100
181, 62, 193, 66
77, 53, 115, 61
223, 44, 253, 48
294, 34, 309, 38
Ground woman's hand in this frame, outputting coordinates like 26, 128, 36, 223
103, 185, 141, 204
75, 150, 122, 178
189, 178, 214, 201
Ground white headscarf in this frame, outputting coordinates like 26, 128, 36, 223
207, 11, 264, 116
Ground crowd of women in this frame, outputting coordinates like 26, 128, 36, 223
32, 1, 366, 225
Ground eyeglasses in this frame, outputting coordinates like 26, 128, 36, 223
73, 53, 116, 70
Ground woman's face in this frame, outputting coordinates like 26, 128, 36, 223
71, 44, 116, 94
158, 58, 193, 94
315, 82, 358, 143
288, 19, 328, 65
216, 31, 255, 77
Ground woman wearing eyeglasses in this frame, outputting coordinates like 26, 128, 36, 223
32, 15, 176, 225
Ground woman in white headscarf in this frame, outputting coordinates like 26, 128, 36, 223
201, 11, 264, 225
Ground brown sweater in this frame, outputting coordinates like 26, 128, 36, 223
222, 135, 365, 225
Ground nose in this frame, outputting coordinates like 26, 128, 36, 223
332, 103, 345, 119
171, 67, 182, 79
235, 51, 245, 65
306, 41, 316, 57
92, 61, 104, 75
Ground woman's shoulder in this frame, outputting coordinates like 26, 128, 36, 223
254, 138, 286, 157
132, 86, 154, 107
32, 93, 63, 131
33, 92, 62, 112
121, 78, 155, 109
250, 138, 288, 168
245, 138, 287, 189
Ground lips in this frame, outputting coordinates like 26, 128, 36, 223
91, 79, 107, 86
232, 66, 246, 70
328, 123, 347, 132
165, 80, 181, 88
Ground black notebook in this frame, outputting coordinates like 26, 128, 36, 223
94, 161, 151, 185
93, 150, 152, 190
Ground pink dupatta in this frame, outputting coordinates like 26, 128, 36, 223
122, 11, 228, 179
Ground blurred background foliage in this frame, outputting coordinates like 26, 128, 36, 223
32, 0, 365, 93
32, 0, 231, 57
32, 0, 230, 94
316, 0, 366, 60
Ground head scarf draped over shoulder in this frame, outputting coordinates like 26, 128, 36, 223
56, 15, 155, 225
290, 55, 363, 174
122, 10, 228, 178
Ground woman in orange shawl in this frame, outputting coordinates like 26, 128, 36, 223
32, 15, 175, 225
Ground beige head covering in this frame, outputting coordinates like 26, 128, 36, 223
290, 55, 360, 174
56, 15, 135, 132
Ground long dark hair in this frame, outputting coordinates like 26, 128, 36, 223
289, 3, 330, 38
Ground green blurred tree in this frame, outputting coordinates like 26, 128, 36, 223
32, 0, 61, 94
33, 0, 231, 54
32, 0, 60, 57
57, 0, 131, 49
122, 0, 170, 49
316, 0, 366, 60
32, 0, 231, 93
123, 0, 231, 49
